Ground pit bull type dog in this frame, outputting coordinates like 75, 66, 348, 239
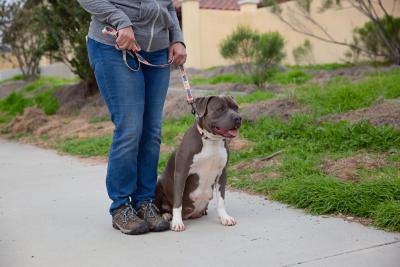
156, 95, 242, 231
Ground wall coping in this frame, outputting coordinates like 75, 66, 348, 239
238, 0, 260, 5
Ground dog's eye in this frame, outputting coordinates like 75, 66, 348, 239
217, 106, 225, 112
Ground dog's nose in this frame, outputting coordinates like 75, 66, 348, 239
234, 116, 242, 127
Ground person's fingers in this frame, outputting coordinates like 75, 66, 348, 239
116, 27, 137, 50
168, 47, 174, 63
175, 55, 183, 65
128, 42, 136, 52
174, 52, 187, 65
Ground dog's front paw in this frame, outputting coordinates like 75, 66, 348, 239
171, 219, 186, 232
219, 215, 236, 226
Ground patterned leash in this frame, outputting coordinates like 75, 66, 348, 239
102, 26, 198, 116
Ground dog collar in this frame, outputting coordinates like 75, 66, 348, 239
196, 124, 208, 139
196, 124, 225, 141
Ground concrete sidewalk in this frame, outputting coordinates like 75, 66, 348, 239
0, 139, 399, 267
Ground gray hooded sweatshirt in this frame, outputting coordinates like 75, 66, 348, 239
78, 0, 184, 52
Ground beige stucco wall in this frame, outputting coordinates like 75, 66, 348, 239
0, 53, 52, 71
182, 0, 400, 68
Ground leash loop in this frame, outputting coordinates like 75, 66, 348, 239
102, 26, 199, 117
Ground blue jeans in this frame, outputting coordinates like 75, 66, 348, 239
87, 38, 170, 214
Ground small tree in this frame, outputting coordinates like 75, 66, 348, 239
33, 0, 97, 96
264, 0, 400, 65
0, 0, 45, 79
292, 39, 315, 65
349, 16, 400, 63
220, 25, 285, 86
219, 25, 259, 75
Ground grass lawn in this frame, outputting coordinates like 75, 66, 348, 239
2, 67, 400, 232
0, 76, 77, 123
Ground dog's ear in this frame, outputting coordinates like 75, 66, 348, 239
225, 95, 239, 110
194, 96, 213, 117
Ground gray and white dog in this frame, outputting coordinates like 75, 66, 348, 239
156, 95, 242, 231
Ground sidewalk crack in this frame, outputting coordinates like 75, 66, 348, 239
282, 240, 400, 266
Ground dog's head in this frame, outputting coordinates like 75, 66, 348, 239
194, 95, 242, 138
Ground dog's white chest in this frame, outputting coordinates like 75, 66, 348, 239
187, 139, 227, 215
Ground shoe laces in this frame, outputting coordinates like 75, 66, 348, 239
122, 204, 138, 224
141, 201, 160, 219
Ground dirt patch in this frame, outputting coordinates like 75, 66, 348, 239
232, 156, 283, 182
193, 83, 258, 93
37, 117, 114, 139
10, 108, 49, 133
232, 157, 281, 172
228, 138, 253, 152
325, 99, 400, 129
241, 99, 308, 122
0, 80, 28, 99
160, 144, 174, 154
311, 65, 399, 84
248, 171, 282, 181
334, 214, 373, 227
321, 154, 387, 182
54, 83, 88, 115
163, 91, 193, 120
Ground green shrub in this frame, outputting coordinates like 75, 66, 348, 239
220, 25, 285, 86
350, 16, 400, 64
292, 39, 314, 65
0, 92, 33, 115
219, 25, 258, 70
34, 91, 59, 115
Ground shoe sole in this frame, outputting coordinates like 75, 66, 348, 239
112, 222, 149, 235
150, 221, 170, 232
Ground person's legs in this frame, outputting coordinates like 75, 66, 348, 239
133, 48, 170, 208
87, 38, 145, 214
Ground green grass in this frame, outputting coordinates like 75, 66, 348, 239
235, 90, 275, 104
0, 74, 25, 84
57, 136, 112, 157
290, 63, 353, 71
270, 70, 311, 85
89, 115, 111, 124
295, 68, 400, 115
191, 74, 253, 86
162, 116, 193, 145
272, 176, 400, 215
0, 76, 76, 121
373, 200, 400, 231
23, 76, 76, 92
226, 114, 400, 231
0, 92, 33, 116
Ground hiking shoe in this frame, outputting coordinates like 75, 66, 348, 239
137, 201, 170, 232
112, 204, 149, 235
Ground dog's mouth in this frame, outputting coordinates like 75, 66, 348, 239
212, 126, 239, 138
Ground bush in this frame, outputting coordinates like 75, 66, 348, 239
220, 25, 285, 86
350, 16, 400, 64
292, 39, 314, 65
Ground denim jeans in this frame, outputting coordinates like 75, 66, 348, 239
87, 38, 170, 214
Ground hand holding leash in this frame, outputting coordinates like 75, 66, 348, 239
116, 27, 140, 52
